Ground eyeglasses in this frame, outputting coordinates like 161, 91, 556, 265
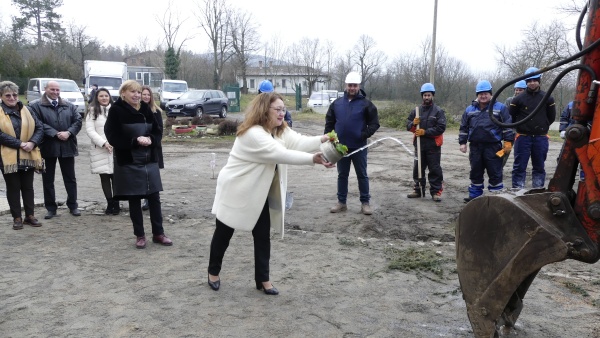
3, 94, 18, 98
270, 106, 286, 113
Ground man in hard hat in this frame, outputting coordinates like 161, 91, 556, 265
559, 100, 574, 139
258, 80, 292, 127
406, 83, 446, 201
325, 71, 379, 215
500, 80, 526, 167
459, 80, 514, 203
504, 80, 527, 106
509, 67, 556, 189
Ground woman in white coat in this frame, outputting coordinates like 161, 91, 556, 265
85, 88, 118, 215
208, 92, 334, 295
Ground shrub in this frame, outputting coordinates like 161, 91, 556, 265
378, 101, 460, 130
191, 115, 214, 125
218, 119, 240, 136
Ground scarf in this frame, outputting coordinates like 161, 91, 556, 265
0, 105, 43, 173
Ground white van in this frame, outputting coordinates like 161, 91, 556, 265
26, 78, 86, 115
158, 79, 188, 109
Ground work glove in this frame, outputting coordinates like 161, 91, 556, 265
560, 131, 566, 139
413, 117, 420, 126
415, 129, 425, 137
503, 141, 512, 153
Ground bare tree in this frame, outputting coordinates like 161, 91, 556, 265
156, 0, 193, 79
353, 35, 387, 95
286, 37, 327, 95
61, 22, 101, 71
229, 8, 260, 94
332, 50, 354, 91
195, 0, 234, 89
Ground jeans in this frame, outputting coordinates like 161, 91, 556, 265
336, 148, 369, 204
512, 135, 549, 188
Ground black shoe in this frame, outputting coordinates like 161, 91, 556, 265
142, 199, 149, 211
110, 201, 121, 215
256, 281, 279, 295
463, 197, 473, 203
44, 210, 57, 219
70, 208, 81, 216
208, 274, 220, 291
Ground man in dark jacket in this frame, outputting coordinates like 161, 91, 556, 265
559, 101, 574, 139
88, 84, 98, 104
509, 67, 556, 189
325, 71, 379, 215
406, 83, 446, 201
28, 80, 82, 219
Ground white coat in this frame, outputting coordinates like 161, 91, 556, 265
85, 105, 113, 174
212, 125, 322, 238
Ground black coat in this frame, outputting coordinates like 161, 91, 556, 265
104, 98, 163, 199
28, 96, 82, 158
0, 101, 44, 169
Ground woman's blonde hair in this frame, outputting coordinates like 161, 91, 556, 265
237, 92, 287, 137
141, 85, 162, 113
119, 80, 142, 95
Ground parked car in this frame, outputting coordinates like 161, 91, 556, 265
165, 89, 228, 118
307, 92, 330, 108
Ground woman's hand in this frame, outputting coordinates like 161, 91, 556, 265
320, 134, 330, 143
20, 141, 35, 152
104, 141, 113, 154
313, 152, 336, 168
137, 136, 152, 146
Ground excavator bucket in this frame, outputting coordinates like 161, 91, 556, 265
456, 191, 597, 338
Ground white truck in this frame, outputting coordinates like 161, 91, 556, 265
158, 79, 188, 109
83, 60, 128, 102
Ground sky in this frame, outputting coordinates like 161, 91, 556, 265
0, 0, 582, 74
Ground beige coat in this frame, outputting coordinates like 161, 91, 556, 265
85, 106, 113, 174
212, 125, 322, 238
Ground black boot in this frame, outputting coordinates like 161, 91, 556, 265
111, 201, 121, 215
104, 200, 113, 215
142, 199, 149, 211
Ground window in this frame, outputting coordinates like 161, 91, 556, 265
250, 79, 255, 89
281, 79, 287, 88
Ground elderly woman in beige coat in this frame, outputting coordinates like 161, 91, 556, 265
208, 92, 334, 295
85, 88, 118, 215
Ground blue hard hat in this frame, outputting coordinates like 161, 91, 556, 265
475, 80, 492, 93
420, 83, 435, 94
258, 80, 274, 93
524, 67, 541, 80
514, 80, 527, 89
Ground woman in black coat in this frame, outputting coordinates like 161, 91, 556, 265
104, 80, 172, 249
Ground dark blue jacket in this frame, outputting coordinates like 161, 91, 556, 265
324, 89, 379, 148
459, 101, 514, 144
559, 101, 574, 132
509, 88, 556, 135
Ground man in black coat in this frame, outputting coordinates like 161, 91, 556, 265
28, 80, 82, 219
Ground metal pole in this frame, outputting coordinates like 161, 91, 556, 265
429, 0, 438, 84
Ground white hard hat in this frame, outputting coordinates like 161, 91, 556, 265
345, 71, 361, 84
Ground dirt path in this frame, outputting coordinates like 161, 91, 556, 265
1, 114, 599, 337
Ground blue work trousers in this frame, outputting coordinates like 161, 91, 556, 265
336, 148, 369, 204
467, 142, 503, 199
512, 135, 549, 189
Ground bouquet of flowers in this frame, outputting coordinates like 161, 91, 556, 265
326, 131, 348, 155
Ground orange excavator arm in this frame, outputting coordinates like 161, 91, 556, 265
456, 1, 600, 337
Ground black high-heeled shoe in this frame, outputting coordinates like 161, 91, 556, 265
208, 274, 220, 291
256, 281, 279, 295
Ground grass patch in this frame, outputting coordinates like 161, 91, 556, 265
337, 237, 368, 247
384, 246, 448, 278
564, 281, 590, 297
